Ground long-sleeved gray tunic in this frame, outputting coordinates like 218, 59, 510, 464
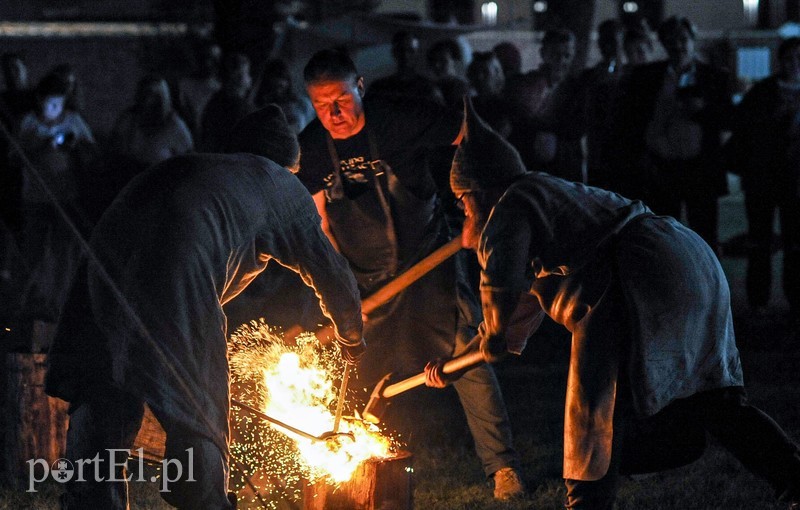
47, 153, 363, 453
478, 172, 742, 480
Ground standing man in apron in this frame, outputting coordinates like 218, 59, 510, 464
296, 48, 525, 500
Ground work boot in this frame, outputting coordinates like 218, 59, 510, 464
493, 467, 525, 500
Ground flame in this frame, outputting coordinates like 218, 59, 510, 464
228, 319, 399, 505
261, 351, 394, 483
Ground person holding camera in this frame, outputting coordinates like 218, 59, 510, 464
11, 70, 96, 324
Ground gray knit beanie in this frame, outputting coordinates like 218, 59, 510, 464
227, 104, 300, 168
450, 96, 528, 195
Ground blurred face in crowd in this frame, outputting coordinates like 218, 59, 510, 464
541, 40, 575, 84
137, 78, 172, 126
599, 30, 624, 63
266, 74, 291, 99
4, 56, 29, 90
41, 95, 65, 122
307, 75, 366, 139
469, 55, 505, 97
428, 48, 458, 79
661, 25, 695, 71
199, 44, 222, 79
229, 60, 253, 98
779, 44, 800, 83
393, 33, 420, 72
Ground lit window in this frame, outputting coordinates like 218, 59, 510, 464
622, 1, 639, 13
743, 0, 759, 25
533, 1, 548, 13
481, 2, 498, 25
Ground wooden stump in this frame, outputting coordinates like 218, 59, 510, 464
302, 451, 413, 510
3, 353, 69, 488
132, 405, 166, 463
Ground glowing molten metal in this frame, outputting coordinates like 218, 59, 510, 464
228, 320, 398, 505
261, 351, 394, 483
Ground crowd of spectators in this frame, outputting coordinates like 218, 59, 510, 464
1, 14, 798, 343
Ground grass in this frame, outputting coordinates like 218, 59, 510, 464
3, 180, 798, 509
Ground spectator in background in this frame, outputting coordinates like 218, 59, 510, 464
1, 52, 34, 126
424, 39, 471, 217
426, 38, 470, 108
0, 52, 32, 313
507, 29, 583, 182
110, 74, 193, 170
1, 52, 33, 244
368, 30, 444, 103
726, 37, 800, 321
49, 63, 85, 115
623, 26, 657, 68
427, 38, 467, 80
492, 41, 523, 84
466, 51, 512, 137
559, 19, 628, 189
617, 16, 732, 253
103, 74, 193, 215
252, 58, 315, 133
12, 71, 96, 324
506, 29, 576, 120
199, 52, 255, 153
176, 39, 222, 138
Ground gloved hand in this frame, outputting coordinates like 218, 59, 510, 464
337, 337, 366, 365
480, 333, 508, 364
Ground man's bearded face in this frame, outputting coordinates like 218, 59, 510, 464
307, 76, 366, 140
460, 193, 489, 251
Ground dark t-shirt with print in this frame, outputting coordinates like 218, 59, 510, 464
297, 95, 462, 201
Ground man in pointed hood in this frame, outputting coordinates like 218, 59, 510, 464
427, 97, 800, 509
47, 104, 364, 509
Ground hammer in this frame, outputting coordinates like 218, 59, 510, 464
361, 349, 485, 424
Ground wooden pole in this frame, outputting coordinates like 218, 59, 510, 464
3, 353, 69, 488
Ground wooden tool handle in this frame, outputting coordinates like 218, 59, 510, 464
284, 236, 462, 343
361, 236, 462, 315
381, 349, 485, 399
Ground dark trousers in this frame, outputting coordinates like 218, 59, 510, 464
564, 387, 800, 509
60, 387, 235, 510
744, 187, 800, 310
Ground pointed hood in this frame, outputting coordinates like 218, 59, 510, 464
450, 96, 528, 195
227, 104, 300, 169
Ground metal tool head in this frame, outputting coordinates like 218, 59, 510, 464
362, 372, 394, 424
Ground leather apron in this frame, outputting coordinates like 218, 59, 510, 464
324, 129, 439, 292
324, 130, 456, 384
